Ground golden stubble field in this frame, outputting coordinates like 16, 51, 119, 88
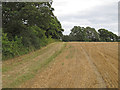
3, 42, 119, 88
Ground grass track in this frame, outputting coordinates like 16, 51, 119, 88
2, 42, 66, 88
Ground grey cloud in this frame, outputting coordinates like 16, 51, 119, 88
55, 2, 118, 35
59, 2, 117, 24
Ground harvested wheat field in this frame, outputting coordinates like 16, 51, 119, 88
3, 42, 119, 88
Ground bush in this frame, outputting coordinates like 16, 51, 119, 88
2, 33, 27, 60
2, 30, 58, 60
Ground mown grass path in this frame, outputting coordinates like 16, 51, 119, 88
2, 42, 66, 88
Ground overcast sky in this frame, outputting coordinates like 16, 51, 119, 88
52, 0, 119, 35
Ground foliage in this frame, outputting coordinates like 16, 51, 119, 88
62, 35, 70, 42
62, 26, 119, 42
2, 2, 64, 60
98, 29, 118, 42
2, 2, 64, 40
2, 33, 27, 60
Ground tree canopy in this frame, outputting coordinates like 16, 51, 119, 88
2, 2, 64, 60
62, 26, 119, 42
2, 2, 64, 39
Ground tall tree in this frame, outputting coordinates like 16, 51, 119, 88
62, 26, 118, 42
2, 2, 64, 40
2, 2, 64, 60
98, 29, 118, 42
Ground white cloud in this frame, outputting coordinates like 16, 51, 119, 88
52, 0, 119, 35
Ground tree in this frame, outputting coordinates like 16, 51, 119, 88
2, 2, 64, 60
62, 26, 118, 42
98, 29, 118, 42
84, 27, 99, 41
62, 35, 70, 42
68, 26, 99, 42
2, 2, 64, 40
69, 26, 85, 41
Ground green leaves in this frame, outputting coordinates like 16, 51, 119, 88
2, 2, 64, 60
98, 29, 118, 42
2, 2, 63, 59
68, 26, 100, 41
2, 2, 63, 39
63, 26, 118, 42
2, 33, 25, 60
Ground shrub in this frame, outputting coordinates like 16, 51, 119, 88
2, 33, 26, 60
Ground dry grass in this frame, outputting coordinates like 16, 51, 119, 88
2, 42, 65, 88
3, 42, 118, 88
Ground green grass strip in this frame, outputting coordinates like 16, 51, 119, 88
8, 43, 66, 88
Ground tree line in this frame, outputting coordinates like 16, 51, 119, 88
62, 26, 120, 42
2, 2, 64, 60
2, 2, 119, 60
